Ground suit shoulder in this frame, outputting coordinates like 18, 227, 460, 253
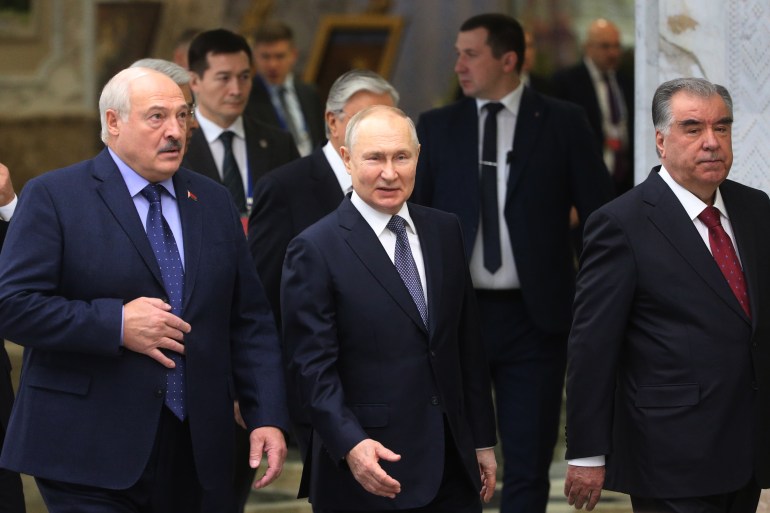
417, 98, 474, 126
258, 155, 314, 186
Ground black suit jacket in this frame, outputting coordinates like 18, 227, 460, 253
566, 169, 770, 496
245, 76, 325, 151
551, 61, 634, 193
248, 147, 344, 327
182, 114, 299, 197
282, 198, 497, 509
0, 220, 11, 433
412, 89, 612, 334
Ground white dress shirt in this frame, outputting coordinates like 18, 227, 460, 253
194, 110, 250, 200
584, 57, 628, 174
322, 141, 352, 194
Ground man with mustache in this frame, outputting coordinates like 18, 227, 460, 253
565, 78, 770, 512
0, 67, 289, 512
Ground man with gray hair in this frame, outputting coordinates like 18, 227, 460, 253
0, 66, 289, 512
282, 104, 497, 511
247, 70, 398, 470
564, 77, 770, 512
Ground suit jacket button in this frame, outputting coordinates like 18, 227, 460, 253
155, 388, 165, 398
430, 396, 439, 406
430, 350, 436, 358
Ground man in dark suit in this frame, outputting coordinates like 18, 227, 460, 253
411, 13, 612, 513
551, 19, 634, 195
245, 20, 325, 157
0, 67, 289, 512
248, 68, 398, 329
183, 29, 299, 216
282, 105, 498, 512
564, 78, 770, 513
0, 163, 24, 513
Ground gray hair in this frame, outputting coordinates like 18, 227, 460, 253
325, 69, 400, 137
130, 58, 190, 86
344, 105, 418, 152
652, 77, 733, 135
99, 68, 140, 143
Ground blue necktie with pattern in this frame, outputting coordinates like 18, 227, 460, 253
386, 215, 429, 329
141, 184, 187, 420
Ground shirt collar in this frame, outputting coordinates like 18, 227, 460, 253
584, 56, 614, 82
194, 110, 246, 144
322, 141, 351, 193
658, 166, 728, 221
108, 147, 176, 198
350, 192, 416, 237
475, 81, 525, 118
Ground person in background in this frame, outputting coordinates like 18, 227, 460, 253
172, 28, 202, 70
411, 13, 612, 513
183, 28, 298, 217
245, 20, 325, 157
551, 19, 634, 195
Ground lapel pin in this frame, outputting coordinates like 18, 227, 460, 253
259, 139, 268, 149
187, 190, 198, 201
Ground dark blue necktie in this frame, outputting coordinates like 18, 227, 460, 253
219, 130, 247, 213
387, 215, 429, 329
141, 184, 186, 420
480, 102, 504, 273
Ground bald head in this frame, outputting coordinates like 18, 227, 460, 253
585, 18, 621, 73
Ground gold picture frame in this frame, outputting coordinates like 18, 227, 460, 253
303, 14, 403, 102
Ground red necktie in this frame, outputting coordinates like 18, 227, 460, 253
698, 205, 751, 318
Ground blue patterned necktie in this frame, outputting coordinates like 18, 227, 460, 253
386, 215, 429, 329
141, 184, 187, 420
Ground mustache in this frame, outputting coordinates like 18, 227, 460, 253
159, 139, 182, 153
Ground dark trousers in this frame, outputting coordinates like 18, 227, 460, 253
0, 362, 25, 513
36, 407, 226, 513
476, 290, 567, 513
317, 420, 480, 513
630, 477, 761, 513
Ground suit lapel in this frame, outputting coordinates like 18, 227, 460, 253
338, 199, 428, 335
174, 170, 202, 310
243, 117, 270, 187
507, 87, 544, 200
643, 171, 749, 322
92, 150, 164, 288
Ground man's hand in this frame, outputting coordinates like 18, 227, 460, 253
564, 464, 605, 511
0, 163, 15, 207
249, 426, 287, 489
123, 297, 191, 367
345, 439, 401, 498
476, 448, 497, 503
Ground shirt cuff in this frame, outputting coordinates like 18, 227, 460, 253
567, 455, 605, 467
0, 195, 17, 221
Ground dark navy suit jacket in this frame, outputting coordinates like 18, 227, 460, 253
282, 198, 497, 509
412, 89, 613, 334
0, 150, 289, 499
567, 169, 770, 496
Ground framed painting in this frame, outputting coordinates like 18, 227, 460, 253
303, 14, 403, 102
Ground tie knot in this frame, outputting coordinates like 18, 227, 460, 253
485, 102, 504, 116
219, 130, 235, 147
698, 205, 722, 229
387, 215, 407, 236
141, 184, 163, 204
